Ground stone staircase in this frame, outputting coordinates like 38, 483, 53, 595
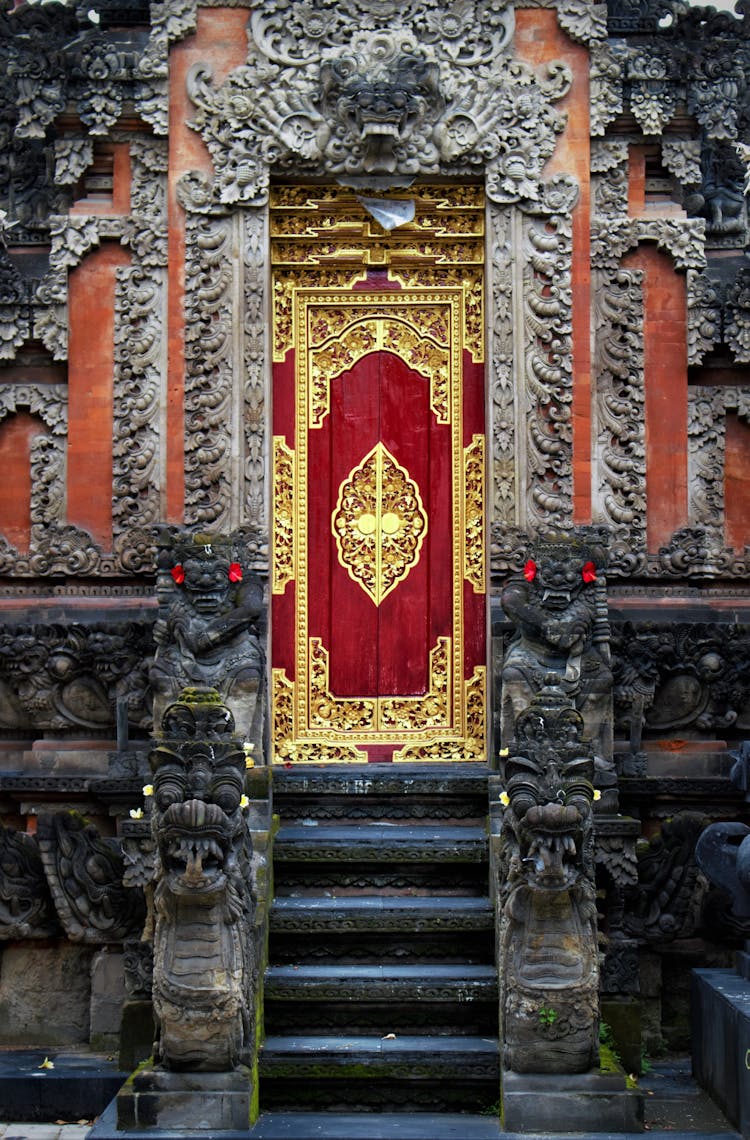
258, 764, 499, 1114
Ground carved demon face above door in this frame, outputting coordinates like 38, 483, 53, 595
270, 184, 487, 763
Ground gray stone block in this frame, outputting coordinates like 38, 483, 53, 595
90, 949, 125, 1051
0, 944, 94, 1047
692, 967, 750, 1137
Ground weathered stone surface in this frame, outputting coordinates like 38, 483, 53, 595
0, 943, 94, 1046
90, 948, 126, 1051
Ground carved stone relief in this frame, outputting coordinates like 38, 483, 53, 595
688, 386, 750, 553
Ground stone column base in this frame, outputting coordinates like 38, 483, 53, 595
502, 1070, 644, 1133
116, 1066, 254, 1132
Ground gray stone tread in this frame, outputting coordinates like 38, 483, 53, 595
262, 1034, 499, 1055
264, 963, 497, 1000
269, 895, 493, 931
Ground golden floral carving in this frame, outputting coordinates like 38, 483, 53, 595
464, 434, 486, 594
379, 639, 450, 729
332, 443, 428, 606
393, 667, 486, 763
309, 637, 376, 731
272, 666, 368, 763
272, 437, 295, 595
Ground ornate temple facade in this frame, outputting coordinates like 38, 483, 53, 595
1, 0, 750, 1112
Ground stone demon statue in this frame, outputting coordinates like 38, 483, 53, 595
496, 679, 599, 1074
150, 533, 264, 747
149, 688, 254, 1071
500, 529, 613, 767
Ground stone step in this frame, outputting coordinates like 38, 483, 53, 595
258, 1034, 500, 1112
273, 864, 484, 894
272, 765, 490, 823
268, 928, 494, 966
260, 1034, 499, 1076
265, 963, 498, 1002
269, 895, 494, 934
274, 824, 488, 864
263, 965, 498, 1036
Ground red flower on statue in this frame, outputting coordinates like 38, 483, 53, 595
581, 561, 597, 583
228, 562, 243, 583
170, 564, 185, 585
523, 559, 537, 582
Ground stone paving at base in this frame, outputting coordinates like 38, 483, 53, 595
0, 1127, 92, 1139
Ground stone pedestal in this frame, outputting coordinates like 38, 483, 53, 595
116, 1067, 254, 1132
692, 963, 750, 1137
501, 1070, 643, 1133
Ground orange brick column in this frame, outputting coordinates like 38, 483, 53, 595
623, 245, 688, 550
515, 9, 593, 523
167, 9, 249, 522
67, 243, 131, 548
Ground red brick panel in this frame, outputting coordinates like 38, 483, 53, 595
67, 242, 131, 548
623, 245, 688, 550
0, 413, 45, 552
725, 412, 750, 552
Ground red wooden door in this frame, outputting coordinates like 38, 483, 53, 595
271, 189, 486, 763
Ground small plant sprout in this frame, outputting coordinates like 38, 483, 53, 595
538, 1007, 558, 1028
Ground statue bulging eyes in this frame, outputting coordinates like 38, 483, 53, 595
210, 773, 243, 813
155, 772, 186, 810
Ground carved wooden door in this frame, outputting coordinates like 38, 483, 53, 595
270, 185, 486, 763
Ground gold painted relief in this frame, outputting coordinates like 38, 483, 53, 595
273, 666, 369, 763
309, 312, 452, 427
464, 434, 486, 594
393, 667, 486, 763
332, 443, 428, 607
272, 437, 296, 595
306, 636, 455, 738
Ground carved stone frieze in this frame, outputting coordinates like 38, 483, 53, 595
37, 811, 147, 943
590, 217, 706, 272
590, 42, 624, 137
591, 140, 629, 220
185, 0, 573, 209
612, 620, 750, 742
627, 49, 677, 137
0, 621, 152, 733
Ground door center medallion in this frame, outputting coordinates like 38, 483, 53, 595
332, 441, 428, 606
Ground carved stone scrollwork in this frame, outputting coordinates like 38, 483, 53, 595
37, 811, 147, 944
687, 269, 723, 365
592, 267, 647, 571
725, 267, 750, 362
624, 812, 710, 943
591, 140, 629, 220
687, 385, 750, 556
